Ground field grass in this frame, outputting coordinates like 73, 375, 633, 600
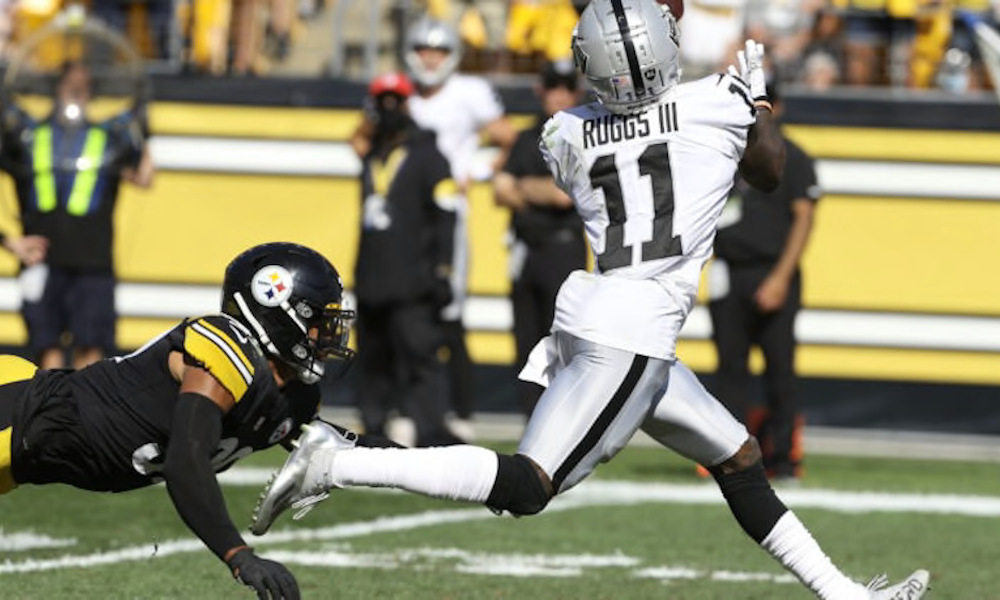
3, 442, 999, 599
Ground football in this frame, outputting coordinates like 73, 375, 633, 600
657, 0, 684, 20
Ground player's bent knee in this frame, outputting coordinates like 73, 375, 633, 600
486, 454, 552, 516
712, 436, 763, 475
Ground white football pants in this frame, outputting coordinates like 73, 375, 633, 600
518, 331, 748, 494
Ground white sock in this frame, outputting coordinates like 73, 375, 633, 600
762, 512, 869, 600
322, 445, 499, 503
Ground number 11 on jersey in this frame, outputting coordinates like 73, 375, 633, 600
588, 142, 682, 272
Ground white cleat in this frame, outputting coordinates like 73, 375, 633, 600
866, 569, 931, 599
249, 421, 357, 536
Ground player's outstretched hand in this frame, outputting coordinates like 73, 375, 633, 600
227, 547, 301, 600
728, 39, 768, 102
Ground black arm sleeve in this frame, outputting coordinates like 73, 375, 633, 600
162, 392, 246, 561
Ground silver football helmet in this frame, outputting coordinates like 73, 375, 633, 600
572, 0, 681, 114
404, 17, 462, 88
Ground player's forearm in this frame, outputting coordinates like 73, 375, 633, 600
163, 393, 246, 561
519, 176, 572, 208
740, 109, 785, 192
493, 171, 526, 210
771, 200, 814, 280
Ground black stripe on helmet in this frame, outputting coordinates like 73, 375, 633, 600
610, 0, 646, 99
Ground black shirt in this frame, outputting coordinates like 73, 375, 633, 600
714, 137, 820, 264
13, 314, 319, 492
354, 128, 457, 306
502, 118, 584, 248
0, 108, 144, 272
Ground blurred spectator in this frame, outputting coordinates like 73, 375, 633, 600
708, 84, 819, 483
0, 62, 154, 369
352, 72, 465, 447
264, 0, 294, 62
801, 49, 841, 88
948, 2, 998, 90
182, 0, 231, 74
0, 0, 16, 62
357, 16, 516, 440
833, 0, 918, 87
229, 0, 260, 75
912, 0, 952, 88
91, 0, 173, 59
680, 0, 748, 79
504, 0, 578, 68
743, 0, 826, 84
492, 61, 586, 418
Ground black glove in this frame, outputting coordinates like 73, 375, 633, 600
227, 547, 300, 600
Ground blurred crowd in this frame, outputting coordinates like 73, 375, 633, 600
0, 0, 317, 75
0, 0, 995, 90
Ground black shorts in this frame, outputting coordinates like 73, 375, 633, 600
8, 371, 100, 490
21, 267, 116, 354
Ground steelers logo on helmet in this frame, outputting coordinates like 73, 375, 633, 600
251, 265, 294, 307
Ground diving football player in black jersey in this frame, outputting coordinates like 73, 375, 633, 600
0, 242, 363, 600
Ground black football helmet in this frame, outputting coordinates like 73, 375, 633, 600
221, 242, 355, 384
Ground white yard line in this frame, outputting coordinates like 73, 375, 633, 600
0, 530, 76, 553
4, 476, 1000, 574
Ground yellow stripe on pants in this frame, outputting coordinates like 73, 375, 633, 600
1, 427, 15, 493
0, 355, 38, 385
0, 355, 37, 493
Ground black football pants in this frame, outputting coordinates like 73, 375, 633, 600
512, 237, 587, 417
355, 302, 453, 447
708, 264, 802, 476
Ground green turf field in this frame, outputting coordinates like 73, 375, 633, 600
2, 443, 997, 599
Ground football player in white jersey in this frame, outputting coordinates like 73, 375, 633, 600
254, 2, 929, 597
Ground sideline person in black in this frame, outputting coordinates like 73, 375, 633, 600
0, 241, 376, 599
0, 61, 155, 370
493, 61, 587, 417
708, 85, 820, 482
353, 73, 464, 447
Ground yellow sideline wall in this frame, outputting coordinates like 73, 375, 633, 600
0, 103, 997, 385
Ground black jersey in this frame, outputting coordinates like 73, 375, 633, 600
354, 128, 456, 306
501, 119, 583, 248
18, 314, 319, 492
713, 137, 820, 265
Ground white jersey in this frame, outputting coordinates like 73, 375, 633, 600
409, 73, 505, 184
539, 73, 755, 360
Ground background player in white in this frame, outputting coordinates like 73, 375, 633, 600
352, 17, 517, 443
255, 2, 929, 597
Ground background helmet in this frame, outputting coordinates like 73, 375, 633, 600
222, 242, 355, 384
403, 17, 462, 88
572, 0, 681, 114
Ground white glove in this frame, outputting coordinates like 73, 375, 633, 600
728, 39, 767, 102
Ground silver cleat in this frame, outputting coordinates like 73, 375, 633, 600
249, 421, 357, 535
